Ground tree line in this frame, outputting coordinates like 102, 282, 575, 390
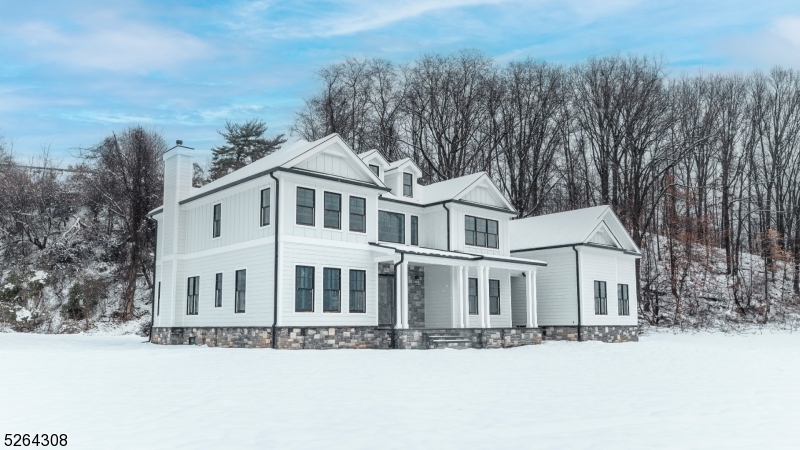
293, 50, 800, 327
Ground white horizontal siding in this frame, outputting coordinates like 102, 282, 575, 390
514, 248, 578, 326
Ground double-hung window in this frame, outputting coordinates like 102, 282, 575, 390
594, 280, 607, 315
295, 266, 314, 312
349, 270, 366, 313
489, 279, 500, 315
369, 164, 380, 177
235, 270, 246, 313
260, 188, 270, 226
186, 276, 199, 315
349, 197, 366, 232
296, 187, 315, 226
465, 216, 498, 248
403, 173, 413, 197
618, 284, 629, 316
212, 204, 221, 238
410, 216, 419, 246
323, 268, 341, 312
214, 273, 223, 307
379, 211, 405, 244
324, 192, 341, 229
468, 278, 478, 315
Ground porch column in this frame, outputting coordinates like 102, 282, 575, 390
525, 269, 535, 328
395, 261, 403, 329
401, 259, 409, 329
462, 266, 470, 328
532, 270, 538, 328
480, 266, 489, 328
457, 266, 465, 328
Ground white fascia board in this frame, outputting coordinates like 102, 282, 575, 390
454, 175, 516, 212
283, 135, 387, 188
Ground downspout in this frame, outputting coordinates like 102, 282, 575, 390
573, 245, 582, 342
443, 203, 451, 251
391, 252, 405, 348
269, 173, 280, 349
148, 221, 157, 343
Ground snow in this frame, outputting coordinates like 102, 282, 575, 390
510, 205, 611, 250
422, 172, 484, 204
29, 270, 48, 283
1, 331, 798, 449
371, 242, 547, 266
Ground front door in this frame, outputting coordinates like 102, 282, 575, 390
378, 274, 395, 326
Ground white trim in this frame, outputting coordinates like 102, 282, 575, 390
160, 236, 275, 261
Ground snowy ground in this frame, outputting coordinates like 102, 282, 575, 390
1, 331, 798, 449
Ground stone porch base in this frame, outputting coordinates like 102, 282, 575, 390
150, 326, 543, 349
541, 325, 639, 343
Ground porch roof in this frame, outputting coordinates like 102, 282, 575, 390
369, 242, 546, 267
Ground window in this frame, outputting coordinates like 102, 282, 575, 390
349, 270, 366, 313
369, 164, 380, 177
410, 216, 419, 246
403, 173, 413, 197
465, 216, 499, 248
468, 278, 478, 315
212, 204, 221, 238
295, 266, 314, 312
594, 280, 607, 315
379, 211, 405, 244
349, 197, 366, 232
323, 268, 341, 312
215, 273, 223, 307
618, 284, 630, 316
235, 270, 246, 313
186, 276, 199, 315
489, 279, 500, 315
260, 188, 270, 226
324, 192, 341, 229
296, 187, 315, 226
156, 282, 161, 316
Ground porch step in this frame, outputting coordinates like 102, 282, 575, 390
424, 332, 474, 349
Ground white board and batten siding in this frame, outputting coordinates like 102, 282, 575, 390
295, 151, 372, 183
578, 247, 638, 326
448, 203, 510, 256
461, 186, 505, 208
514, 247, 579, 326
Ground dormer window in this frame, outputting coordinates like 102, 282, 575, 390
369, 164, 380, 177
403, 173, 413, 197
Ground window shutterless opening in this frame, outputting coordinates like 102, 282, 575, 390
212, 204, 221, 238
618, 283, 629, 316
295, 266, 314, 312
410, 215, 419, 246
489, 279, 500, 315
378, 210, 405, 244
468, 278, 478, 315
349, 269, 366, 313
215, 273, 223, 307
235, 270, 246, 313
349, 197, 366, 232
594, 280, 607, 315
402, 172, 413, 197
156, 282, 161, 316
296, 187, 315, 226
260, 188, 270, 226
323, 268, 341, 312
324, 192, 341, 229
465, 215, 498, 248
186, 276, 199, 315
369, 164, 380, 177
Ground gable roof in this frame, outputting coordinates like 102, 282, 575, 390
509, 205, 641, 255
385, 157, 422, 175
358, 149, 389, 167
423, 173, 515, 211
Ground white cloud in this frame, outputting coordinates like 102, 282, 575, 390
724, 15, 800, 67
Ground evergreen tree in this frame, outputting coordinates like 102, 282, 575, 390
209, 119, 286, 180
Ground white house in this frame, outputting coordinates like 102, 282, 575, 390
509, 206, 641, 342
148, 134, 638, 349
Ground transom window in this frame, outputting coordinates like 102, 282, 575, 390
403, 173, 413, 197
465, 216, 498, 248
260, 188, 270, 226
215, 273, 223, 307
489, 279, 500, 315
235, 270, 246, 313
349, 270, 366, 313
349, 197, 366, 232
296, 187, 315, 226
186, 276, 199, 315
212, 204, 221, 238
295, 266, 314, 312
468, 278, 478, 315
618, 284, 629, 316
324, 192, 341, 229
594, 280, 607, 315
379, 211, 405, 244
323, 268, 341, 312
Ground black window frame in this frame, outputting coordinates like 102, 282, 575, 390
323, 192, 341, 229
156, 281, 161, 316
410, 215, 419, 246
296, 187, 315, 226
349, 196, 366, 233
260, 188, 270, 227
295, 266, 315, 312
235, 269, 246, 313
349, 269, 366, 313
468, 278, 478, 315
214, 273, 223, 308
369, 164, 380, 177
186, 276, 199, 315
489, 279, 500, 315
323, 267, 341, 313
212, 203, 221, 238
594, 280, 607, 315
618, 283, 630, 316
378, 210, 405, 244
465, 215, 499, 249
402, 172, 413, 197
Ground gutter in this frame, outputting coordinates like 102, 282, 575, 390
572, 245, 582, 341
511, 242, 641, 257
443, 203, 451, 251
269, 173, 280, 349
148, 221, 157, 343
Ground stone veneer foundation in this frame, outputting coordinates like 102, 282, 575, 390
541, 325, 638, 343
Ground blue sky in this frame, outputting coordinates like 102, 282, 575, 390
1, 0, 799, 162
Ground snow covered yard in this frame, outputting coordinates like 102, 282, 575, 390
1, 332, 798, 449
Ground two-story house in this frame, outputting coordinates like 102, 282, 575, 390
149, 134, 638, 349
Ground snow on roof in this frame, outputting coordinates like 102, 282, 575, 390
371, 242, 546, 266
509, 205, 613, 251
422, 172, 484, 204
